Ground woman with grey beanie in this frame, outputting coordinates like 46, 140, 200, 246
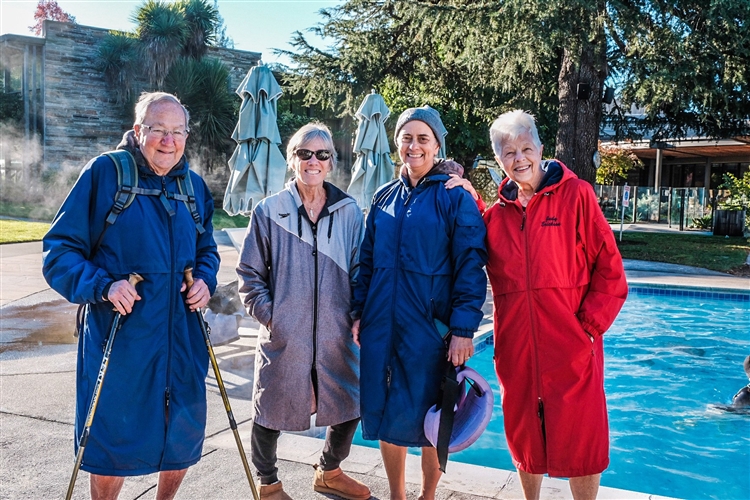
351, 106, 488, 499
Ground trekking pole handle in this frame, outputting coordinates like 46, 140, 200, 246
128, 273, 145, 288
184, 266, 195, 290
109, 273, 145, 311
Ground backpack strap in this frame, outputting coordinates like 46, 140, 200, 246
94, 150, 205, 257
436, 359, 459, 473
175, 172, 206, 234
104, 150, 139, 226
86, 150, 139, 260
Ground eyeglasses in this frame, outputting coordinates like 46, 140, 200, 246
141, 124, 189, 140
295, 149, 332, 161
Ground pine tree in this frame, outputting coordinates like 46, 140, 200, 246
283, 0, 750, 183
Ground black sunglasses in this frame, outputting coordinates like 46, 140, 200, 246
295, 149, 332, 161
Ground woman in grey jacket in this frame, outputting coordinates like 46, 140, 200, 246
237, 123, 369, 500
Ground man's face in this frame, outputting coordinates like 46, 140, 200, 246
134, 101, 188, 175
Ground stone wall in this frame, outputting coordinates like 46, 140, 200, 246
207, 45, 261, 92
41, 21, 261, 177
42, 21, 129, 170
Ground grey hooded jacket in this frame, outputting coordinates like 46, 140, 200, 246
237, 179, 364, 430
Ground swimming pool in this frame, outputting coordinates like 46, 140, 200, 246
351, 287, 750, 499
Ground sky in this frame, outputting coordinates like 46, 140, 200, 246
0, 0, 340, 66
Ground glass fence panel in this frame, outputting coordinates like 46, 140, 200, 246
595, 185, 709, 229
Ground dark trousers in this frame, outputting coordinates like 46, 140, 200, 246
251, 418, 360, 485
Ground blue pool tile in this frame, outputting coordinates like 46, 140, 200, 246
628, 286, 749, 302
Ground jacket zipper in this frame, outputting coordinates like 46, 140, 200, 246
387, 185, 415, 387
521, 199, 546, 446
311, 220, 319, 387
163, 176, 175, 437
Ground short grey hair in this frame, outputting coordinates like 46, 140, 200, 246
134, 92, 190, 130
286, 122, 338, 170
489, 110, 541, 157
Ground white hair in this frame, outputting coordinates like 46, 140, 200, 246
134, 92, 190, 130
489, 110, 541, 157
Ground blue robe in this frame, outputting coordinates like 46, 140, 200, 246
43, 153, 219, 475
352, 170, 487, 447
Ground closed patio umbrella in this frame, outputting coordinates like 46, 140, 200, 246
223, 63, 287, 216
347, 91, 395, 209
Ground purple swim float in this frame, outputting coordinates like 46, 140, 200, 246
423, 365, 495, 453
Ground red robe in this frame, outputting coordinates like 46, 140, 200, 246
483, 161, 627, 477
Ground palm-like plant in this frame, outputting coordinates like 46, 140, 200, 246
133, 0, 188, 88
164, 56, 237, 170
177, 0, 219, 59
97, 31, 140, 105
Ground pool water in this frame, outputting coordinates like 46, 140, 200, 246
351, 290, 750, 499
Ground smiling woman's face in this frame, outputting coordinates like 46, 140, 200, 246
397, 120, 440, 180
292, 137, 331, 189
496, 131, 545, 190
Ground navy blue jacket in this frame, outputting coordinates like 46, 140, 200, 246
352, 168, 487, 447
43, 153, 219, 475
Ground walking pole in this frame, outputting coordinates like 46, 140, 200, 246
183, 267, 260, 500
65, 273, 144, 500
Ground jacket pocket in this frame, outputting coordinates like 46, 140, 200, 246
572, 314, 595, 344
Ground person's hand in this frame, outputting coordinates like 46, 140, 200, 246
445, 174, 478, 200
181, 278, 210, 311
351, 318, 361, 348
447, 335, 474, 366
107, 279, 141, 315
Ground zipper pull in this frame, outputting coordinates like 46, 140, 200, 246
159, 177, 175, 216
537, 398, 544, 419
404, 190, 413, 206
165, 387, 171, 412
521, 209, 527, 231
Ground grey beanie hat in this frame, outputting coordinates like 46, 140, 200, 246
394, 105, 448, 158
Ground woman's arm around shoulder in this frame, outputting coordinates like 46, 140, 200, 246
447, 187, 488, 338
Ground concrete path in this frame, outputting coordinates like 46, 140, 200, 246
2, 227, 745, 499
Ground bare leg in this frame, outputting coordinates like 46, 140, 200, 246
380, 441, 407, 500
155, 469, 188, 500
418, 447, 442, 500
569, 473, 601, 500
517, 470, 543, 500
90, 474, 125, 500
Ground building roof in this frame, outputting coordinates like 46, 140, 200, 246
603, 137, 750, 163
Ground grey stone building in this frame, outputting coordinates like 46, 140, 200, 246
1, 20, 260, 192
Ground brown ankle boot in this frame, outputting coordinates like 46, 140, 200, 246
312, 464, 371, 500
260, 481, 292, 500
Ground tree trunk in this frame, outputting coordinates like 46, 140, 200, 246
555, 12, 607, 184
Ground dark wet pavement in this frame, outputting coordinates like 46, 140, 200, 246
0, 299, 78, 353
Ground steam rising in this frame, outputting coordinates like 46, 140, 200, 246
0, 122, 82, 220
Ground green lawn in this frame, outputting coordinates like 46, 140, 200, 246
0, 220, 51, 244
0, 208, 248, 245
616, 232, 749, 273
